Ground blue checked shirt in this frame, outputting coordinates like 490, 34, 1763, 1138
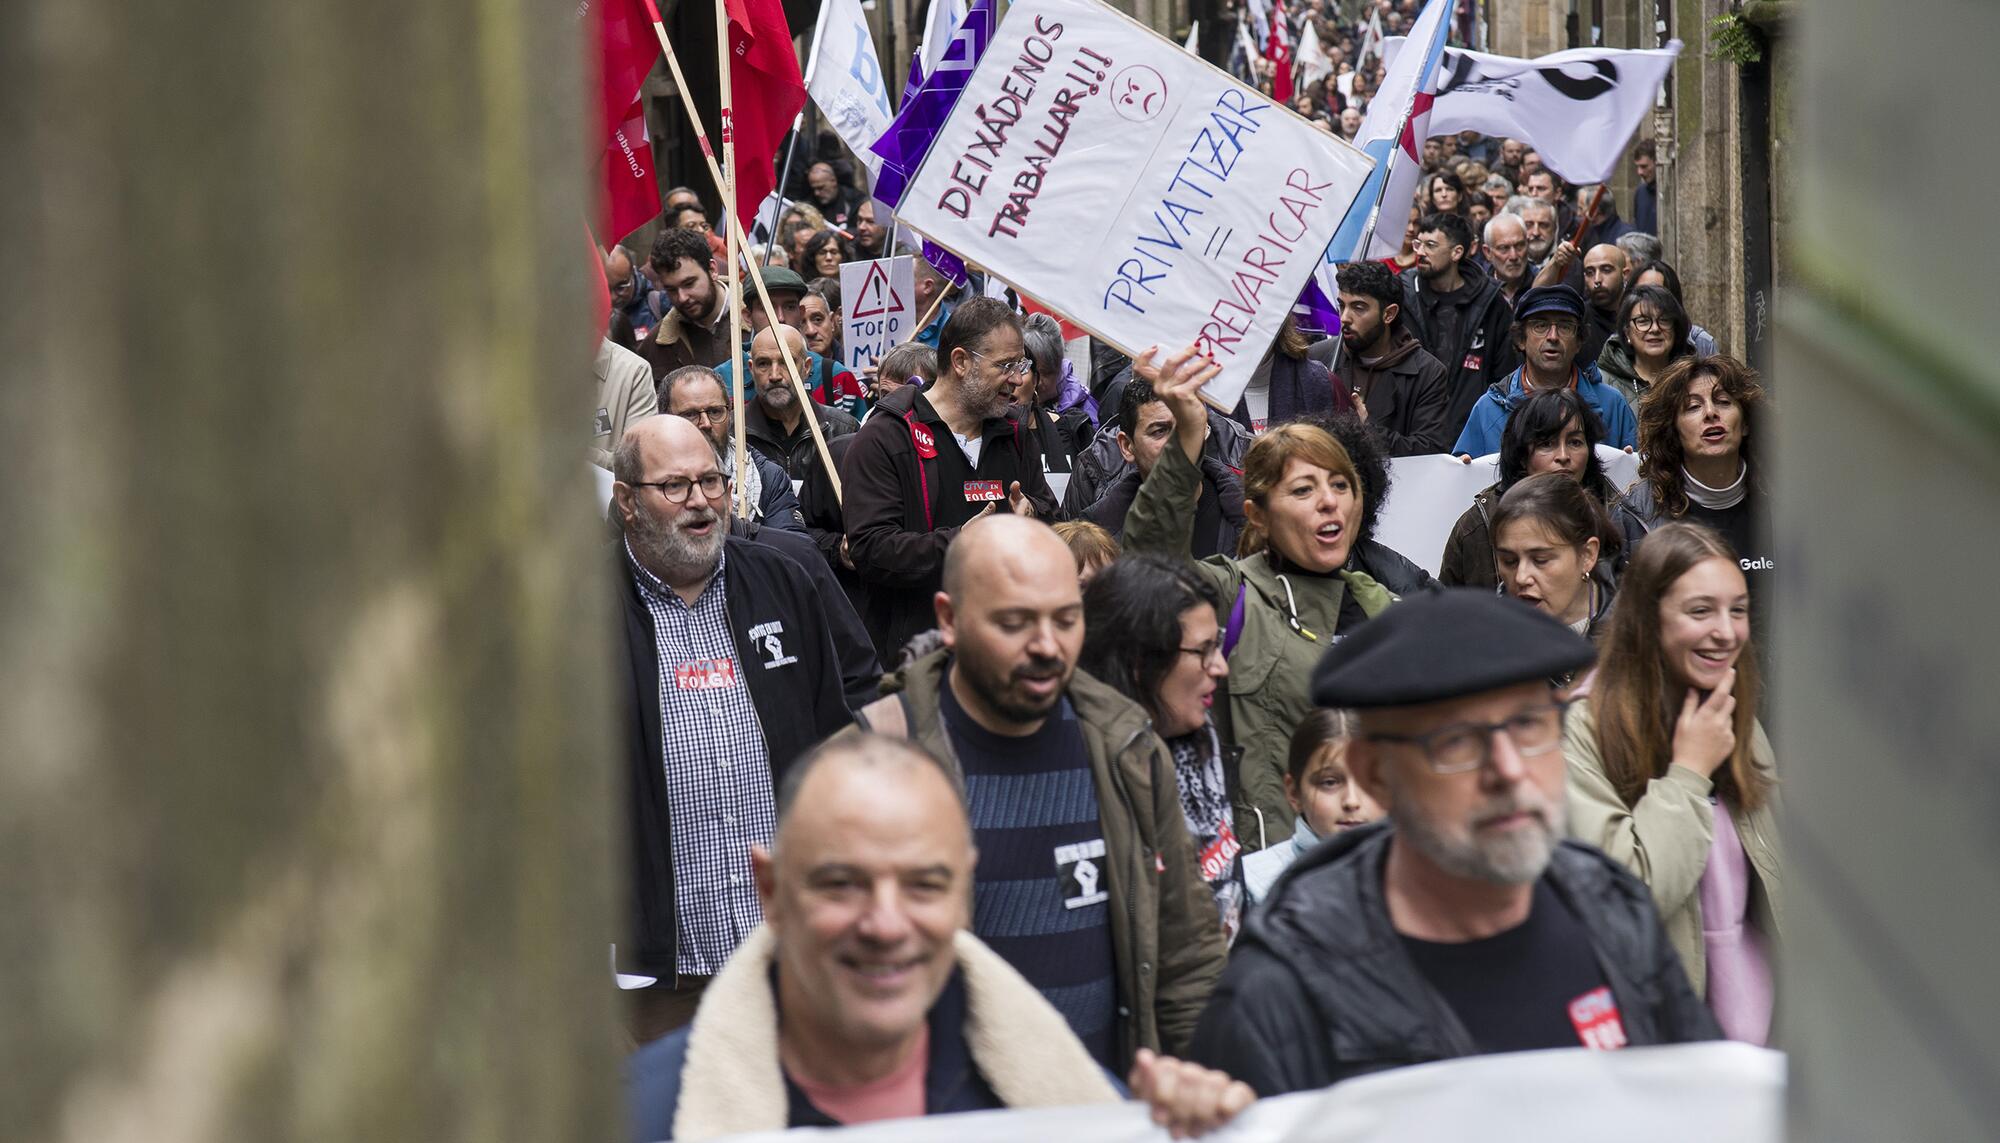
625, 540, 775, 976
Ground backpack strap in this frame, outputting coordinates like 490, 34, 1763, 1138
899, 408, 938, 531
1221, 582, 1249, 659
855, 692, 911, 739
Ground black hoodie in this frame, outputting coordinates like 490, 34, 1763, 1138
1398, 258, 1518, 442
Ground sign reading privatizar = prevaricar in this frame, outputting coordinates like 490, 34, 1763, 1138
839, 256, 918, 372
893, 0, 1375, 411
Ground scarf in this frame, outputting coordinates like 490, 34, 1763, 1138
718, 442, 766, 520
1166, 721, 1244, 944
1684, 461, 1749, 510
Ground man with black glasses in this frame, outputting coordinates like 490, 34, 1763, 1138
609, 415, 855, 1045
1191, 591, 1716, 1094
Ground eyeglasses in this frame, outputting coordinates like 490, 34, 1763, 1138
967, 348, 1034, 377
1365, 700, 1570, 775
1524, 317, 1579, 337
1178, 639, 1225, 668
1627, 314, 1666, 331
629, 472, 729, 504
675, 405, 730, 425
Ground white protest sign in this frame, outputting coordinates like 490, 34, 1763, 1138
715, 1041, 1782, 1142
893, 0, 1374, 412
839, 256, 918, 372
1376, 445, 1640, 577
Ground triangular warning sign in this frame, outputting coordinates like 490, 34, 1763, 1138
850, 261, 905, 319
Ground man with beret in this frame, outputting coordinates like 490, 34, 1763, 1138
1189, 591, 1717, 1094
1450, 284, 1638, 457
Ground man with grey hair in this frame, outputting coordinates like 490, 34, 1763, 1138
611, 414, 855, 1043
1189, 591, 1716, 1094
1616, 231, 1663, 283
1508, 195, 1561, 265
658, 364, 804, 532
1481, 213, 1535, 307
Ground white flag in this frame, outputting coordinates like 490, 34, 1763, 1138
1296, 21, 1330, 90
1382, 37, 1681, 185
1244, 0, 1271, 43
806, 0, 896, 175
1183, 20, 1200, 54
1358, 8, 1384, 67
1323, 0, 1454, 262
918, 0, 969, 74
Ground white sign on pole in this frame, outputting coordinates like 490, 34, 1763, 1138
893, 0, 1374, 412
839, 256, 918, 372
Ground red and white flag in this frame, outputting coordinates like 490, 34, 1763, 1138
1265, 0, 1294, 103
601, 97, 661, 243
589, 0, 662, 242
724, 0, 807, 225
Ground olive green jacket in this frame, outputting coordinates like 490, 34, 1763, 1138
853, 649, 1227, 1065
1563, 701, 1785, 999
1122, 441, 1395, 852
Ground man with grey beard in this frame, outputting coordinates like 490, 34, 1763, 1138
611, 414, 856, 1044
1190, 591, 1716, 1094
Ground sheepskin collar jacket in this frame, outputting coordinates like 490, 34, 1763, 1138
626, 926, 1122, 1141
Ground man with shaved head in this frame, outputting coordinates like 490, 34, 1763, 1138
1578, 243, 1630, 364
610, 414, 856, 1043
853, 516, 1227, 1072
742, 323, 858, 477
627, 733, 1254, 1139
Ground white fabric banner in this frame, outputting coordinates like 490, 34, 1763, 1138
1320, 0, 1451, 264
1375, 445, 1640, 577
808, 0, 897, 180
1381, 38, 1681, 185
1295, 21, 1329, 90
708, 1042, 1782, 1142
894, 0, 1373, 413
839, 256, 919, 372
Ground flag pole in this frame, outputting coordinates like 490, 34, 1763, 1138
715, 0, 752, 517
1319, 49, 1427, 380
643, 0, 844, 502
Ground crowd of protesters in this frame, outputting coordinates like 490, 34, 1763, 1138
587, 5, 1774, 1133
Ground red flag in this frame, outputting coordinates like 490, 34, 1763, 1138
1018, 293, 1086, 342
595, 0, 659, 143
601, 98, 661, 243
724, 0, 807, 224
1265, 0, 1294, 103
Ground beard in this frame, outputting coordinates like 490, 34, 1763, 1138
628, 499, 725, 584
1527, 236, 1554, 262
955, 649, 1070, 725
1386, 773, 1559, 887
958, 373, 1011, 423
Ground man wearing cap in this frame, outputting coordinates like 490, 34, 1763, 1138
1189, 591, 1717, 1093
1450, 284, 1638, 458
714, 267, 825, 403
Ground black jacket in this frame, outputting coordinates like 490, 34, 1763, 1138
1081, 454, 1246, 558
1189, 824, 1719, 1095
1352, 538, 1442, 596
1311, 329, 1453, 456
740, 448, 806, 533
1399, 260, 1517, 443
727, 515, 881, 708
1060, 413, 1253, 521
793, 433, 869, 622
617, 538, 855, 976
745, 400, 859, 480
840, 383, 1059, 659
1224, 353, 1352, 434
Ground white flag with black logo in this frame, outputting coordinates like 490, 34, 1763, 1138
1383, 38, 1681, 185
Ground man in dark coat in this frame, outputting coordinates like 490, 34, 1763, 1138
1399, 213, 1518, 443
1312, 260, 1451, 456
1078, 376, 1246, 558
1190, 592, 1717, 1093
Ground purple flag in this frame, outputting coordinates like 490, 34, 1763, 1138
1292, 276, 1341, 340
887, 42, 970, 288
869, 0, 996, 209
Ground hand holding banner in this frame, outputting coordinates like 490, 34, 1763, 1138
891, 0, 1373, 413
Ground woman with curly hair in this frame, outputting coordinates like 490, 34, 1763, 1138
1616, 354, 1772, 650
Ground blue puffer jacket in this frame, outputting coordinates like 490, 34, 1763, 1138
1450, 363, 1638, 457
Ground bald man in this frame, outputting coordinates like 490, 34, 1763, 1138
610, 414, 857, 1043
741, 323, 859, 478
628, 734, 1254, 1139
1579, 243, 1629, 363
853, 516, 1227, 1072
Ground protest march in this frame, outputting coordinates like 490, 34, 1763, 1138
621, 0, 1775, 1134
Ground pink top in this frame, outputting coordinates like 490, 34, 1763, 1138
789, 1025, 929, 1125
1699, 804, 1774, 1044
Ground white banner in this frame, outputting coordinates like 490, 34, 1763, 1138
894, 0, 1373, 413
1376, 445, 1640, 577
839, 256, 918, 372
1382, 38, 1681, 185
808, 0, 898, 179
710, 1042, 1782, 1142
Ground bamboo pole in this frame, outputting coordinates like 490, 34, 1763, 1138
641, 0, 844, 502
714, 0, 752, 517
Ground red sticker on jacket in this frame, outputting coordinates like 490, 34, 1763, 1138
910, 423, 938, 459
674, 658, 739, 690
1462, 353, 1484, 372
1196, 819, 1241, 884
1567, 986, 1628, 1050
963, 480, 1005, 502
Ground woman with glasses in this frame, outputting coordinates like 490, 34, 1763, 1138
1080, 554, 1244, 942
1596, 284, 1693, 403
1563, 521, 1782, 1043
1122, 346, 1395, 854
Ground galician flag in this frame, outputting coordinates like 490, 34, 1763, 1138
1322, 0, 1455, 263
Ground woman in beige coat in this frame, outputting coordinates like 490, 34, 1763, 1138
1564, 521, 1782, 1044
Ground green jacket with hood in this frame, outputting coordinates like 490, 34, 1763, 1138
852, 648, 1228, 1066
1121, 440, 1396, 852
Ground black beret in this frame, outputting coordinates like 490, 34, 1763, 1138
1310, 590, 1597, 708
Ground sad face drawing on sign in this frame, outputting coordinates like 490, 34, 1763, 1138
1112, 64, 1168, 122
